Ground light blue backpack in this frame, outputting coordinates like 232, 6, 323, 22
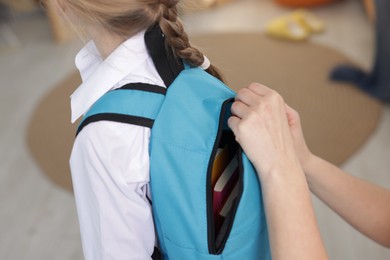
77, 25, 271, 260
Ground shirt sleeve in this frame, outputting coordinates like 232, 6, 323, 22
70, 121, 155, 260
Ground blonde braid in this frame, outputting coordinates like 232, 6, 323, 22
157, 0, 224, 81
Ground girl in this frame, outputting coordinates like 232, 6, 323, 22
47, 0, 221, 259
49, 0, 328, 259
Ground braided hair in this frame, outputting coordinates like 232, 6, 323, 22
156, 0, 224, 81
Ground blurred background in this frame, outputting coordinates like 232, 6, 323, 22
0, 0, 389, 259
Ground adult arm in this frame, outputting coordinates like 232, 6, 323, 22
228, 83, 328, 260
284, 103, 390, 248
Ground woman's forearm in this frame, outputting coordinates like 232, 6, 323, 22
259, 161, 328, 260
304, 155, 390, 248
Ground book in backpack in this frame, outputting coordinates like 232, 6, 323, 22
77, 25, 271, 260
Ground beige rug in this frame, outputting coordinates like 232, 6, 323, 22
27, 33, 383, 191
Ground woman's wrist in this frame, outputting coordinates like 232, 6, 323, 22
256, 155, 304, 186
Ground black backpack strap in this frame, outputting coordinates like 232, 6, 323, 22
144, 24, 184, 87
76, 82, 166, 136
151, 247, 162, 260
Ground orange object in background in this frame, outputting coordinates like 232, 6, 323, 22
275, 0, 338, 7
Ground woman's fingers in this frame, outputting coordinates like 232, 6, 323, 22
230, 100, 251, 119
235, 87, 259, 107
247, 82, 276, 97
232, 84, 285, 123
236, 83, 285, 111
227, 115, 240, 134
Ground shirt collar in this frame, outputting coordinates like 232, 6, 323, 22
70, 30, 149, 123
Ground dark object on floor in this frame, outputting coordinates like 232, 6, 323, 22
331, 0, 390, 102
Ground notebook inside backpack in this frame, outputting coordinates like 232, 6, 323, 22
210, 130, 242, 249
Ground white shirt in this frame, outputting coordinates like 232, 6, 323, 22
70, 30, 165, 260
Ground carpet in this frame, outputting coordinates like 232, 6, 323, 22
27, 33, 383, 191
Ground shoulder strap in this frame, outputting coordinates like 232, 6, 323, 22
76, 83, 166, 136
145, 24, 184, 87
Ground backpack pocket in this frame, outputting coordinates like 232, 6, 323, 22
206, 98, 244, 254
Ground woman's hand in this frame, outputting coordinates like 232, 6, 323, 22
228, 83, 300, 179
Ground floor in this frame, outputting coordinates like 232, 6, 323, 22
0, 0, 389, 259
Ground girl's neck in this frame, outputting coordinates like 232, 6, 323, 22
89, 26, 125, 60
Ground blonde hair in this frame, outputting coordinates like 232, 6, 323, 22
55, 0, 223, 81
